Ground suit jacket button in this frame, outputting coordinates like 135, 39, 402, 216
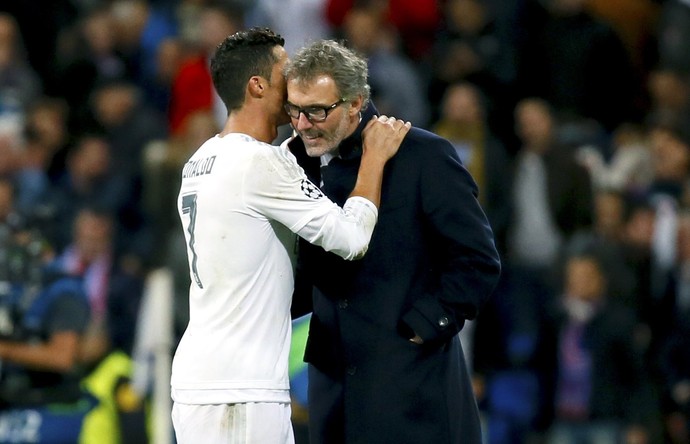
347, 366, 357, 375
438, 316, 449, 328
338, 299, 349, 309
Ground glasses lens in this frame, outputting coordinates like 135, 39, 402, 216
307, 109, 327, 121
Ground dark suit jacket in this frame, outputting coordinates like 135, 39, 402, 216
290, 104, 501, 443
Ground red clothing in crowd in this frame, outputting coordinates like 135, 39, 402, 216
168, 55, 213, 135
326, 0, 440, 59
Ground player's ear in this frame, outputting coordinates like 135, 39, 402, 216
248, 76, 265, 98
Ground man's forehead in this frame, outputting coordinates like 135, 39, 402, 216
287, 75, 338, 102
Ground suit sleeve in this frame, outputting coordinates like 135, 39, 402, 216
401, 138, 501, 344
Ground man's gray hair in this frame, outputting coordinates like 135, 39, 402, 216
284, 40, 370, 110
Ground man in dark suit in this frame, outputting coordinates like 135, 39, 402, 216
284, 40, 501, 444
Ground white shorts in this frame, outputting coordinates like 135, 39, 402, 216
172, 402, 295, 444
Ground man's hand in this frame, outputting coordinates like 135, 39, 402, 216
361, 115, 411, 163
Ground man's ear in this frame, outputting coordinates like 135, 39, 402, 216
349, 95, 364, 118
248, 76, 265, 98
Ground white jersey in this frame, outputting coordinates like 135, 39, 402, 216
170, 133, 377, 405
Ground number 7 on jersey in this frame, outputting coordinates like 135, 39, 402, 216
181, 193, 203, 288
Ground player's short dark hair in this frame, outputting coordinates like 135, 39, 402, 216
211, 27, 285, 113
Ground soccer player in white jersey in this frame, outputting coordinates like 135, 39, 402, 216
170, 27, 410, 444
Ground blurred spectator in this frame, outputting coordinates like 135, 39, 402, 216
0, 133, 19, 178
618, 196, 657, 333
14, 98, 69, 236
474, 98, 593, 442
646, 111, 690, 204
52, 207, 115, 329
473, 98, 593, 444
0, 13, 42, 140
326, 0, 441, 61
109, 0, 178, 106
657, 313, 690, 444
0, 124, 23, 179
175, 0, 207, 44
565, 189, 640, 311
507, 97, 593, 272
341, 4, 430, 127
168, 3, 242, 135
149, 36, 186, 114
646, 67, 690, 120
541, 249, 655, 444
667, 210, 690, 330
23, 97, 72, 185
83, 79, 167, 264
585, 0, 659, 77
517, 0, 642, 132
0, 177, 14, 224
657, 212, 690, 443
12, 140, 53, 223
0, 178, 28, 235
429, 0, 517, 129
645, 111, 690, 294
86, 79, 168, 180
50, 207, 145, 363
656, 0, 690, 74
576, 122, 654, 196
0, 225, 93, 443
0, 1, 77, 94
46, 206, 148, 442
432, 81, 512, 254
54, 6, 130, 129
0, 177, 145, 443
0, 113, 53, 228
48, 134, 133, 257
591, 189, 632, 253
643, 112, 690, 357
246, 0, 332, 56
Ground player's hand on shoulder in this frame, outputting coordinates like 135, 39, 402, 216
362, 115, 411, 162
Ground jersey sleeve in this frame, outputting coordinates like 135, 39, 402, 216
243, 145, 378, 260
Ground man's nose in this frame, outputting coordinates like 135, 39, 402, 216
295, 112, 313, 130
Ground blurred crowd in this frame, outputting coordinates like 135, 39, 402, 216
1, 0, 690, 442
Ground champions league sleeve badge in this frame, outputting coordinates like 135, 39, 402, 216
300, 179, 324, 200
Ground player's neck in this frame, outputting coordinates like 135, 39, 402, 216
220, 109, 277, 144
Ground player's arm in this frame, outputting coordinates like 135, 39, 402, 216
0, 284, 90, 372
257, 116, 409, 261
313, 115, 409, 259
0, 331, 81, 372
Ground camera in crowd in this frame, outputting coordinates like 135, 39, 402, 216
0, 221, 46, 341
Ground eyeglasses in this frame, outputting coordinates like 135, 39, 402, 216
284, 98, 347, 122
